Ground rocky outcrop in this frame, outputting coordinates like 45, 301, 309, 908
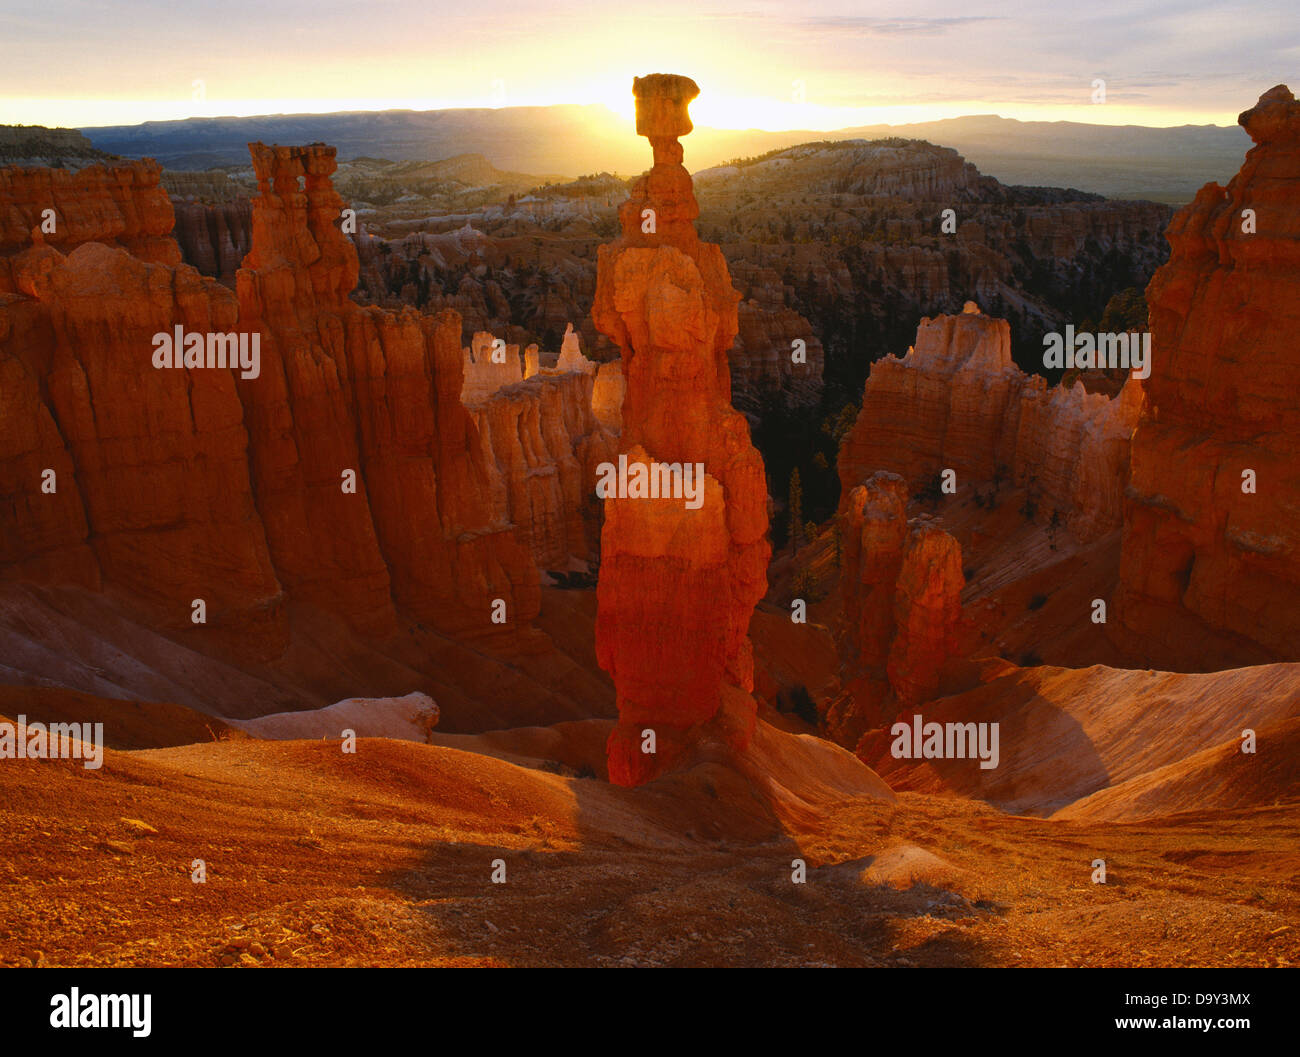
457, 319, 619, 570
0, 126, 114, 170
460, 330, 525, 404
694, 139, 992, 201
694, 142, 1170, 399
592, 360, 625, 433
234, 142, 541, 639
351, 222, 611, 356
888, 520, 965, 707
592, 74, 771, 785
330, 133, 1168, 423
0, 145, 610, 662
555, 322, 596, 374
1, 206, 284, 655
730, 263, 824, 410
827, 472, 964, 749
472, 366, 617, 568
838, 303, 1142, 542
336, 134, 1168, 420
0, 159, 179, 284
1117, 86, 1300, 668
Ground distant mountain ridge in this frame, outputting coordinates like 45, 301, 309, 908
79, 105, 1250, 202
82, 106, 631, 175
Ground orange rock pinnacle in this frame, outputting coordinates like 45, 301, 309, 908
592, 75, 771, 786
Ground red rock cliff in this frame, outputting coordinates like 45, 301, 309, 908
0, 145, 582, 661
592, 74, 771, 785
838, 302, 1141, 543
465, 335, 618, 569
1117, 85, 1300, 668
233, 142, 540, 638
0, 162, 283, 654
171, 198, 252, 283
0, 159, 180, 286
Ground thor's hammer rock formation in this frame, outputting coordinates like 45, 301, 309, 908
592, 74, 771, 786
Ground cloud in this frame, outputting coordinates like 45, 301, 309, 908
798, 15, 1003, 36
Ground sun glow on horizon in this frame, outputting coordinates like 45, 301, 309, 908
3, 85, 1242, 135
1, 1, 1287, 140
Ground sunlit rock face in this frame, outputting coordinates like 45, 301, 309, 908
0, 158, 180, 275
470, 362, 617, 569
592, 74, 771, 786
0, 144, 556, 659
1117, 85, 1300, 669
837, 303, 1142, 544
0, 157, 286, 656
234, 143, 540, 640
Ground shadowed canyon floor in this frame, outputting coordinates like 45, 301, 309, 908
2, 704, 1297, 968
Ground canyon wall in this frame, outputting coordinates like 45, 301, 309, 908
0, 126, 113, 169
1, 159, 285, 654
694, 139, 992, 200
1117, 85, 1300, 668
592, 74, 771, 785
234, 142, 541, 640
838, 302, 1142, 542
463, 326, 618, 569
171, 198, 252, 283
0, 159, 180, 278
730, 262, 825, 410
348, 222, 827, 413
693, 139, 1171, 391
1, 144, 615, 669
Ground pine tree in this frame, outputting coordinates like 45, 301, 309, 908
788, 468, 803, 556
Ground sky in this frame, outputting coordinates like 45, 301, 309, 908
1, 0, 1295, 130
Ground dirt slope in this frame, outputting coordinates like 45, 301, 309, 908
860, 660, 1300, 818
2, 708, 1296, 968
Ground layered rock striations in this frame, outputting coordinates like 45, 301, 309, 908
171, 198, 252, 283
693, 139, 992, 200
0, 159, 180, 284
467, 334, 617, 569
0, 125, 115, 170
1117, 86, 1300, 667
1, 166, 283, 654
1, 144, 619, 665
232, 142, 540, 638
160, 170, 255, 284
838, 303, 1142, 542
555, 322, 597, 375
592, 75, 771, 785
591, 360, 625, 433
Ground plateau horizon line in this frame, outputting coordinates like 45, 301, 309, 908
10, 98, 1244, 135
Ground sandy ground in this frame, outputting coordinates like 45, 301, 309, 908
2, 712, 1296, 968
